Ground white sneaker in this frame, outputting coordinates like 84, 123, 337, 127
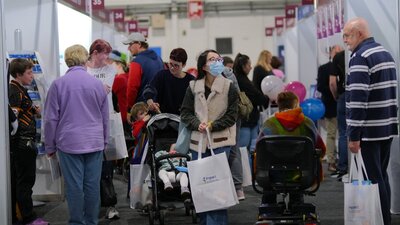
236, 189, 245, 201
106, 206, 120, 220
340, 174, 350, 183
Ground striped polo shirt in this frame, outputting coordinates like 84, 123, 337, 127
346, 37, 398, 141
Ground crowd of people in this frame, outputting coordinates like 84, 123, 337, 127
7, 17, 397, 225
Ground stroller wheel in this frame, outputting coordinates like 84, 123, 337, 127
159, 210, 165, 225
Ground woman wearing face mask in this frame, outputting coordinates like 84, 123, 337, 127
180, 49, 239, 225
143, 48, 195, 115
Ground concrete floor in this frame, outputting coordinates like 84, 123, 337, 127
35, 163, 400, 225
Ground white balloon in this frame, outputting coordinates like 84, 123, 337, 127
261, 76, 284, 100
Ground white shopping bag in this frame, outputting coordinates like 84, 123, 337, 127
130, 142, 151, 209
187, 130, 239, 213
47, 154, 61, 182
344, 151, 384, 225
104, 112, 128, 160
240, 147, 252, 187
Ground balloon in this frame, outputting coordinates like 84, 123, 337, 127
300, 98, 325, 121
261, 76, 284, 100
187, 68, 198, 77
284, 81, 306, 103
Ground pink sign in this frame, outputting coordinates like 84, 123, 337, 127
188, 0, 203, 20
334, 0, 341, 33
138, 28, 149, 37
91, 0, 104, 10
127, 20, 138, 33
285, 5, 297, 18
275, 17, 285, 28
327, 4, 333, 36
113, 9, 125, 23
265, 27, 274, 36
321, 7, 327, 38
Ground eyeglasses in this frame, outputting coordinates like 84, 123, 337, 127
207, 57, 224, 63
169, 62, 181, 68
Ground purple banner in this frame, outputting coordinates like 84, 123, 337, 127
327, 4, 333, 36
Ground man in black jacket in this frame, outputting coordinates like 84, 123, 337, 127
317, 45, 342, 172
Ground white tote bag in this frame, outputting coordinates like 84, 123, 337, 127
104, 112, 128, 160
240, 147, 252, 187
344, 151, 384, 225
187, 130, 239, 213
130, 142, 151, 209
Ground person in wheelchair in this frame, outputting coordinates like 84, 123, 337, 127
257, 91, 326, 206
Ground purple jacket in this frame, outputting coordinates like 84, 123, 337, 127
44, 66, 109, 154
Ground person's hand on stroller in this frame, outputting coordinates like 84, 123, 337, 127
146, 99, 161, 114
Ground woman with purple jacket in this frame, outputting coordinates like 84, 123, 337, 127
44, 44, 109, 225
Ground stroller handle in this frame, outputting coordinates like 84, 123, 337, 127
155, 153, 191, 164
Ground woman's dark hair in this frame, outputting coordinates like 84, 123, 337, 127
271, 56, 282, 69
196, 49, 219, 80
222, 56, 233, 66
233, 53, 250, 77
170, 48, 188, 64
9, 58, 34, 78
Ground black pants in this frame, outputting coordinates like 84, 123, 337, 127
10, 138, 37, 223
360, 139, 393, 225
100, 159, 117, 207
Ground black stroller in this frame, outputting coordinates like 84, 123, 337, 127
145, 113, 197, 225
252, 136, 322, 225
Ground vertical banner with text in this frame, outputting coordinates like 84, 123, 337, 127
127, 20, 138, 33
275, 16, 285, 36
113, 9, 125, 23
91, 0, 104, 10
285, 5, 297, 28
188, 0, 204, 20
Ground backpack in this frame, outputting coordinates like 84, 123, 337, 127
238, 91, 253, 120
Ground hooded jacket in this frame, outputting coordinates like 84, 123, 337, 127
127, 49, 163, 109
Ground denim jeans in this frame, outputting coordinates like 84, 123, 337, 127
337, 94, 348, 172
190, 146, 231, 225
239, 124, 259, 168
58, 150, 103, 225
324, 117, 337, 164
228, 119, 243, 189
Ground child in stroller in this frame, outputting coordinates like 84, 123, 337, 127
155, 143, 191, 203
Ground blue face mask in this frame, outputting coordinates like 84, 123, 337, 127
208, 61, 225, 77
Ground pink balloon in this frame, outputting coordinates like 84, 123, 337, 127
284, 81, 306, 103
